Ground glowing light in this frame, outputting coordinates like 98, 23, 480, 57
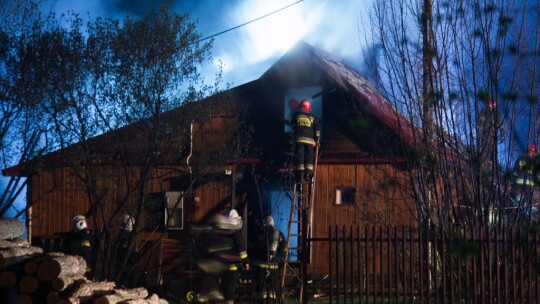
229, 1, 321, 63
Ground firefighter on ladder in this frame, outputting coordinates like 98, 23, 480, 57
291, 98, 320, 182
252, 215, 286, 303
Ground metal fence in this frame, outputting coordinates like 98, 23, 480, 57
309, 225, 540, 303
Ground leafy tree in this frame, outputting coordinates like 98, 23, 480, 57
363, 0, 540, 229
0, 0, 239, 285
0, 0, 50, 220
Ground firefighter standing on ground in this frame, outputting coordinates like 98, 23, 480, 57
194, 209, 249, 303
511, 144, 540, 221
291, 98, 320, 182
115, 214, 137, 286
219, 209, 249, 304
252, 215, 286, 303
67, 215, 95, 276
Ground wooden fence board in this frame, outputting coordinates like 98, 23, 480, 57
309, 225, 540, 303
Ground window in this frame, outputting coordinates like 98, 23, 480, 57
164, 191, 183, 229
335, 187, 356, 205
145, 191, 184, 230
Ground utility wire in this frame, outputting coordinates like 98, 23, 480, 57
195, 0, 305, 44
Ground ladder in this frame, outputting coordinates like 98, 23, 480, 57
280, 144, 319, 301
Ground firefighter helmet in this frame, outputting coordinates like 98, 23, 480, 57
228, 209, 241, 226
263, 215, 274, 227
300, 99, 312, 111
214, 208, 243, 230
72, 215, 87, 231
120, 214, 135, 232
488, 98, 497, 110
528, 144, 538, 156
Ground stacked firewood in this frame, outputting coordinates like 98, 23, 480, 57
0, 219, 169, 304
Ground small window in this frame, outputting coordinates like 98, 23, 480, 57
164, 191, 183, 230
145, 191, 184, 230
335, 187, 356, 205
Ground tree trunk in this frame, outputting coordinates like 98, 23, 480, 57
121, 293, 168, 304
51, 274, 88, 291
19, 275, 39, 293
23, 252, 63, 274
24, 259, 39, 274
57, 281, 116, 304
0, 218, 25, 240
47, 291, 60, 304
0, 246, 44, 268
16, 294, 33, 304
37, 254, 87, 282
94, 287, 149, 304
0, 270, 17, 287
0, 237, 29, 248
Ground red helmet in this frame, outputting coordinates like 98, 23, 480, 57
528, 144, 538, 156
488, 98, 497, 110
299, 99, 311, 111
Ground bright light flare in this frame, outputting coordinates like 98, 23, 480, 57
215, 1, 323, 68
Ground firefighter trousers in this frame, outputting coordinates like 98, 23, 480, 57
295, 142, 314, 179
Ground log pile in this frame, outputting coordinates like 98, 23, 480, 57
0, 218, 169, 304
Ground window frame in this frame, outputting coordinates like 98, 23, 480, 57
335, 186, 357, 206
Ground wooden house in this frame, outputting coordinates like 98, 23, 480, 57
3, 42, 419, 285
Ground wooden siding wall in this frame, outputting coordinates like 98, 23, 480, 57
308, 163, 416, 276
30, 169, 78, 236
29, 165, 233, 238
29, 166, 145, 236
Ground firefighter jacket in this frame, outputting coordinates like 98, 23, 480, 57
67, 229, 94, 267
251, 225, 286, 268
207, 227, 248, 271
115, 230, 136, 266
512, 154, 540, 188
291, 109, 320, 145
227, 227, 248, 271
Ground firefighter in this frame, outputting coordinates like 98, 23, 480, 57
510, 144, 540, 221
67, 215, 95, 276
115, 214, 136, 286
195, 209, 249, 303
219, 209, 249, 304
291, 98, 320, 182
252, 215, 286, 304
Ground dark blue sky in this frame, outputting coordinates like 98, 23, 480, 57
44, 0, 370, 86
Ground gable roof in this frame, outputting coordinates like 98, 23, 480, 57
260, 41, 421, 150
3, 41, 428, 177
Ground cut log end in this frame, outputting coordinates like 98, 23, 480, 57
16, 294, 33, 304
19, 275, 39, 293
0, 270, 17, 287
